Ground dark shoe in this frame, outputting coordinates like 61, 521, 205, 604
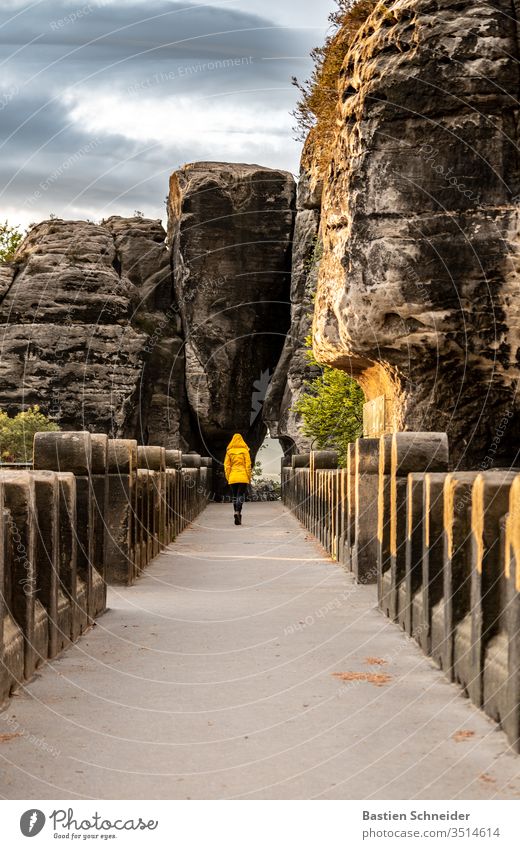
234, 512, 240, 525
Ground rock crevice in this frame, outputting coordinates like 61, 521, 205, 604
263, 138, 324, 456
167, 161, 295, 490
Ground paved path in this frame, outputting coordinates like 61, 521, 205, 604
1, 502, 520, 799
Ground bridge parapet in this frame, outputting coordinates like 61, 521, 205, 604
0, 432, 211, 709
282, 434, 520, 752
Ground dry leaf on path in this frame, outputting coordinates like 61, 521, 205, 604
332, 671, 392, 687
364, 657, 387, 666
452, 730, 475, 743
0, 733, 22, 743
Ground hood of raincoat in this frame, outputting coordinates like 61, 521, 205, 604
227, 434, 249, 451
224, 433, 251, 484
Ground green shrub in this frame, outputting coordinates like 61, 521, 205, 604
294, 339, 364, 466
0, 221, 24, 262
0, 406, 60, 463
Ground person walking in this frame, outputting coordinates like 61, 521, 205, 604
224, 433, 252, 525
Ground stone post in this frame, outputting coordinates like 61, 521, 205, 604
398, 472, 424, 634
32, 470, 69, 659
0, 497, 24, 700
309, 453, 317, 539
1, 471, 47, 680
166, 450, 182, 538
324, 472, 330, 551
419, 472, 449, 653
103, 438, 138, 586
310, 451, 338, 544
380, 432, 449, 621
318, 471, 324, 547
200, 457, 213, 507
56, 473, 81, 640
292, 454, 310, 468
340, 444, 356, 572
439, 472, 480, 678
199, 467, 208, 512
33, 431, 103, 621
377, 434, 393, 611
90, 434, 108, 578
331, 470, 340, 559
465, 471, 516, 707
137, 446, 166, 557
352, 438, 379, 584
183, 468, 199, 524
0, 503, 8, 705
182, 454, 202, 469
504, 475, 520, 751
164, 468, 174, 543
180, 455, 201, 526
200, 457, 213, 510
135, 469, 151, 572
337, 468, 348, 567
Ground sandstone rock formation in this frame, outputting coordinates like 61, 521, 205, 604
104, 216, 192, 448
312, 0, 520, 468
168, 161, 295, 489
0, 164, 296, 484
263, 139, 323, 457
0, 217, 192, 448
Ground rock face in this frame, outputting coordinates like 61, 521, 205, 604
168, 162, 295, 489
312, 0, 520, 468
104, 216, 192, 448
0, 164, 296, 485
263, 139, 323, 457
0, 217, 192, 448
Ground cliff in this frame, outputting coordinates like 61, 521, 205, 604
0, 216, 191, 447
311, 0, 520, 468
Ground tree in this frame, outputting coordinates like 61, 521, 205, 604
0, 221, 24, 262
0, 407, 60, 463
294, 340, 364, 466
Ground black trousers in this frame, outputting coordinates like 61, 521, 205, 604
230, 483, 247, 512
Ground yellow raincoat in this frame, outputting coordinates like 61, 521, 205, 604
224, 434, 252, 485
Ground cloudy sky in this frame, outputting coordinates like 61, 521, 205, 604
0, 0, 334, 229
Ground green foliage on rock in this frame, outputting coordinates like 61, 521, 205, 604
292, 0, 377, 171
294, 339, 364, 466
0, 406, 60, 463
0, 221, 24, 262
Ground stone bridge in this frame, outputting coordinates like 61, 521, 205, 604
1, 429, 520, 799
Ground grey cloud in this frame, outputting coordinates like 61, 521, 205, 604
0, 1, 324, 225
1, 1, 308, 74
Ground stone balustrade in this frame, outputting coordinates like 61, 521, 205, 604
0, 432, 212, 708
282, 433, 520, 752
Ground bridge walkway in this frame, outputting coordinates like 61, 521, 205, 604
1, 503, 519, 799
